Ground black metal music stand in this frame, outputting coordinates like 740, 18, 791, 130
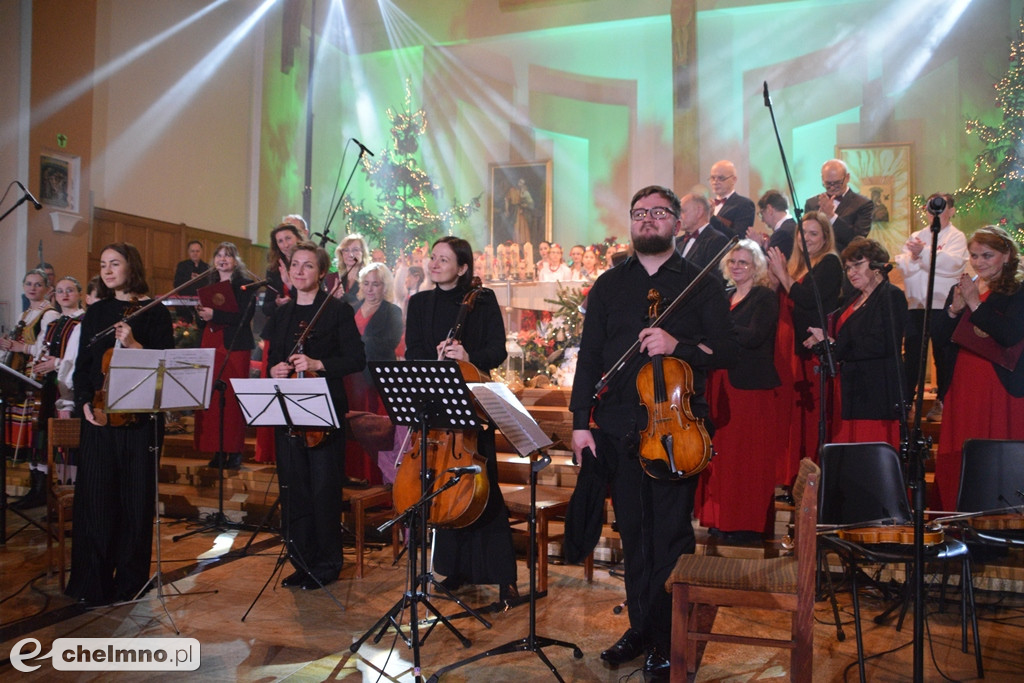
0, 365, 45, 543
102, 349, 218, 634
232, 376, 345, 620
350, 361, 491, 682
427, 387, 582, 682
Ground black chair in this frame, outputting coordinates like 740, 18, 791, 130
956, 439, 1024, 549
818, 442, 982, 683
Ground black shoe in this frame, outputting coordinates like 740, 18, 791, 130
499, 582, 519, 601
12, 469, 46, 509
281, 571, 308, 588
225, 453, 242, 470
439, 575, 468, 592
342, 476, 369, 489
643, 647, 671, 679
206, 454, 223, 469
301, 576, 337, 590
600, 628, 644, 665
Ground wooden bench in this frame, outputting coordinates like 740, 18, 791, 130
342, 485, 397, 578
501, 484, 594, 594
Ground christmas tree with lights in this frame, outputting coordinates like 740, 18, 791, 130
343, 83, 481, 258
956, 13, 1024, 245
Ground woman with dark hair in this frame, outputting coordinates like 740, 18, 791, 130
766, 211, 842, 477
195, 242, 255, 470
66, 243, 174, 605
698, 240, 783, 540
261, 222, 304, 319
932, 225, 1024, 510
807, 238, 908, 447
263, 241, 365, 589
404, 236, 518, 603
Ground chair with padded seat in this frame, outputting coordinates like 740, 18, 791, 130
955, 439, 1024, 549
818, 442, 982, 683
45, 417, 81, 591
666, 457, 819, 683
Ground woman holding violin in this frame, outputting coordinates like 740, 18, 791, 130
932, 226, 1024, 511
697, 239, 783, 541
806, 238, 908, 448
569, 186, 737, 674
67, 243, 174, 606
194, 242, 255, 471
404, 236, 518, 603
263, 241, 365, 590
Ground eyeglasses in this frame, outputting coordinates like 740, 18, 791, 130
822, 177, 846, 189
708, 175, 734, 182
629, 206, 677, 221
725, 258, 752, 268
843, 259, 869, 273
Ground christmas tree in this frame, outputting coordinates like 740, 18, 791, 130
342, 82, 481, 259
955, 12, 1024, 246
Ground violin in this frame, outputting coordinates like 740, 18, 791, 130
636, 289, 713, 480
392, 279, 491, 528
0, 320, 28, 371
837, 525, 945, 546
93, 297, 142, 427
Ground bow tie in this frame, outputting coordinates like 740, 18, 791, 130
713, 197, 726, 206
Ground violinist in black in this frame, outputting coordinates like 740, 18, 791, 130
67, 243, 174, 606
263, 242, 365, 590
404, 236, 518, 603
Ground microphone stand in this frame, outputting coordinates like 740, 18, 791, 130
318, 141, 372, 249
174, 277, 261, 541
902, 207, 944, 683
763, 82, 838, 457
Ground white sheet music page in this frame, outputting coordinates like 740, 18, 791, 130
468, 382, 553, 456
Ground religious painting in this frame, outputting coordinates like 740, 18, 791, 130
837, 143, 913, 259
39, 151, 81, 213
489, 160, 552, 250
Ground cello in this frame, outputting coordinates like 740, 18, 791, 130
635, 289, 713, 480
391, 278, 491, 528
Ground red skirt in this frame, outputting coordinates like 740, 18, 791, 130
193, 327, 250, 454
343, 372, 384, 485
697, 371, 783, 534
933, 349, 1024, 510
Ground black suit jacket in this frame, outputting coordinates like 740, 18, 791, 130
727, 285, 780, 389
173, 259, 210, 295
263, 291, 366, 418
804, 190, 873, 251
677, 224, 731, 273
833, 281, 908, 419
710, 193, 756, 240
935, 285, 1024, 397
766, 218, 796, 260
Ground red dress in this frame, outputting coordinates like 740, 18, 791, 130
933, 291, 1024, 510
778, 294, 826, 476
193, 325, 250, 453
342, 308, 386, 485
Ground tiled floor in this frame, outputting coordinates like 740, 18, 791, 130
1, 504, 1022, 681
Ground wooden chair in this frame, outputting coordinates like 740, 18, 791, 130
667, 458, 819, 683
45, 417, 81, 590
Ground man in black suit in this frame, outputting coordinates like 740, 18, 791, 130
708, 160, 756, 240
753, 189, 796, 260
676, 193, 731, 273
803, 158, 873, 252
173, 240, 209, 295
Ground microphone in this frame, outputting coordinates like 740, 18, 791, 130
240, 278, 272, 290
352, 137, 375, 157
15, 181, 42, 210
869, 261, 894, 273
762, 81, 771, 107
927, 194, 947, 215
446, 465, 481, 476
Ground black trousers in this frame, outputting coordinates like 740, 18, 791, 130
904, 308, 956, 402
595, 428, 698, 653
275, 428, 344, 581
65, 417, 161, 603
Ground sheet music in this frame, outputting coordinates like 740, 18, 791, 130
230, 377, 340, 428
107, 347, 215, 411
468, 382, 553, 456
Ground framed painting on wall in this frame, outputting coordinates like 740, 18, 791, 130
489, 160, 552, 250
837, 143, 913, 259
39, 151, 81, 214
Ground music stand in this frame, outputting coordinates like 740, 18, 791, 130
350, 361, 490, 681
427, 382, 582, 682
0, 365, 44, 543
103, 348, 217, 634
231, 377, 346, 620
